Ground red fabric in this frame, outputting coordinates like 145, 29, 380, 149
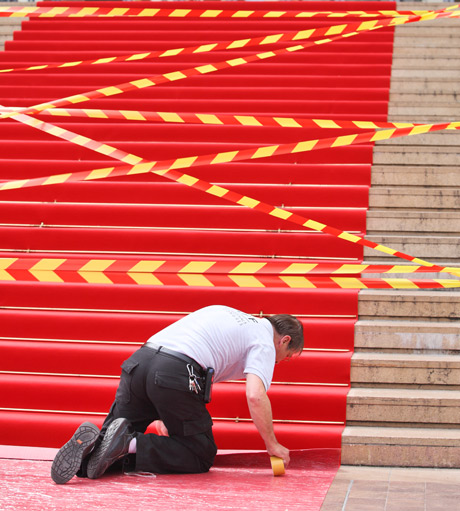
0, 1, 395, 451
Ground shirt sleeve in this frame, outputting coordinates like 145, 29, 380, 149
243, 342, 276, 391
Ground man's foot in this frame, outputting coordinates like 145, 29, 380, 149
51, 422, 100, 484
86, 418, 134, 479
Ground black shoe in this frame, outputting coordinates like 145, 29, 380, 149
86, 418, 134, 479
51, 422, 100, 484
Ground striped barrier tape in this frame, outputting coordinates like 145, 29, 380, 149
1, 257, 458, 276
0, 263, 457, 289
9, 107, 459, 131
3, 108, 460, 279
0, 6, 445, 19
0, 7, 458, 76
1, 6, 459, 120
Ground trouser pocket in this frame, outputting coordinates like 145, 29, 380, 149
115, 359, 139, 405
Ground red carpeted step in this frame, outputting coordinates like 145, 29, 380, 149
0, 227, 364, 259
0, 374, 347, 423
0, 182, 369, 207
0, 409, 344, 449
17, 23, 394, 41
0, 282, 359, 316
1, 339, 351, 384
0, 140, 374, 164
0, 202, 367, 232
0, 123, 384, 144
0, 85, 389, 101
0, 161, 371, 185
0, 72, 390, 89
0, 309, 355, 351
0, 201, 368, 229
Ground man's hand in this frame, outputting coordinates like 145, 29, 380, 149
246, 373, 290, 467
267, 443, 290, 467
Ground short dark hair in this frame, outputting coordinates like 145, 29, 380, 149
266, 314, 304, 353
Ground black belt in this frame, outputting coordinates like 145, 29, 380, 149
145, 344, 204, 376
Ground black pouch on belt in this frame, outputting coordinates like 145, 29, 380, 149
203, 367, 215, 404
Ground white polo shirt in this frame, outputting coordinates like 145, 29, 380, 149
146, 305, 276, 391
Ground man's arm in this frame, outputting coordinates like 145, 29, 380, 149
245, 373, 290, 467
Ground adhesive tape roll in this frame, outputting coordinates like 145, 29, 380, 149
270, 456, 285, 476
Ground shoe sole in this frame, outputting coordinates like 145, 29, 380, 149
51, 422, 100, 484
86, 418, 130, 479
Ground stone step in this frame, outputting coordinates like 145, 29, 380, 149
354, 319, 460, 353
0, 19, 23, 27
389, 105, 460, 119
364, 236, 460, 261
392, 57, 460, 69
394, 42, 460, 52
369, 188, 460, 209
376, 132, 460, 147
351, 352, 460, 388
346, 388, 460, 426
358, 290, 460, 321
373, 146, 460, 166
0, 26, 20, 35
341, 426, 460, 467
389, 114, 460, 123
371, 165, 460, 187
394, 23, 460, 35
390, 79, 460, 93
392, 69, 460, 79
367, 211, 460, 233
390, 91, 460, 103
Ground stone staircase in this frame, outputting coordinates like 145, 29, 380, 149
0, 17, 22, 51
341, 2, 460, 468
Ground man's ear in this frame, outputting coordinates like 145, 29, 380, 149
281, 335, 291, 346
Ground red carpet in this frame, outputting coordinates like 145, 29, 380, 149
0, 0, 395, 463
0, 449, 340, 511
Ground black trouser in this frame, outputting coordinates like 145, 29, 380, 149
97, 345, 217, 474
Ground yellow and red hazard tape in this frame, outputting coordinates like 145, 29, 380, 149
0, 257, 458, 289
10, 107, 458, 132
0, 264, 458, 289
0, 7, 458, 76
0, 6, 445, 19
2, 6, 459, 119
2, 108, 460, 279
1, 257, 458, 276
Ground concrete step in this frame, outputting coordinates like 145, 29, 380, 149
351, 352, 460, 388
371, 165, 460, 187
341, 426, 460, 467
369, 188, 460, 209
367, 211, 460, 233
346, 388, 460, 426
355, 319, 460, 354
358, 290, 460, 321
373, 146, 460, 166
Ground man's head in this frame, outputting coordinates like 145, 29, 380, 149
267, 314, 304, 363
